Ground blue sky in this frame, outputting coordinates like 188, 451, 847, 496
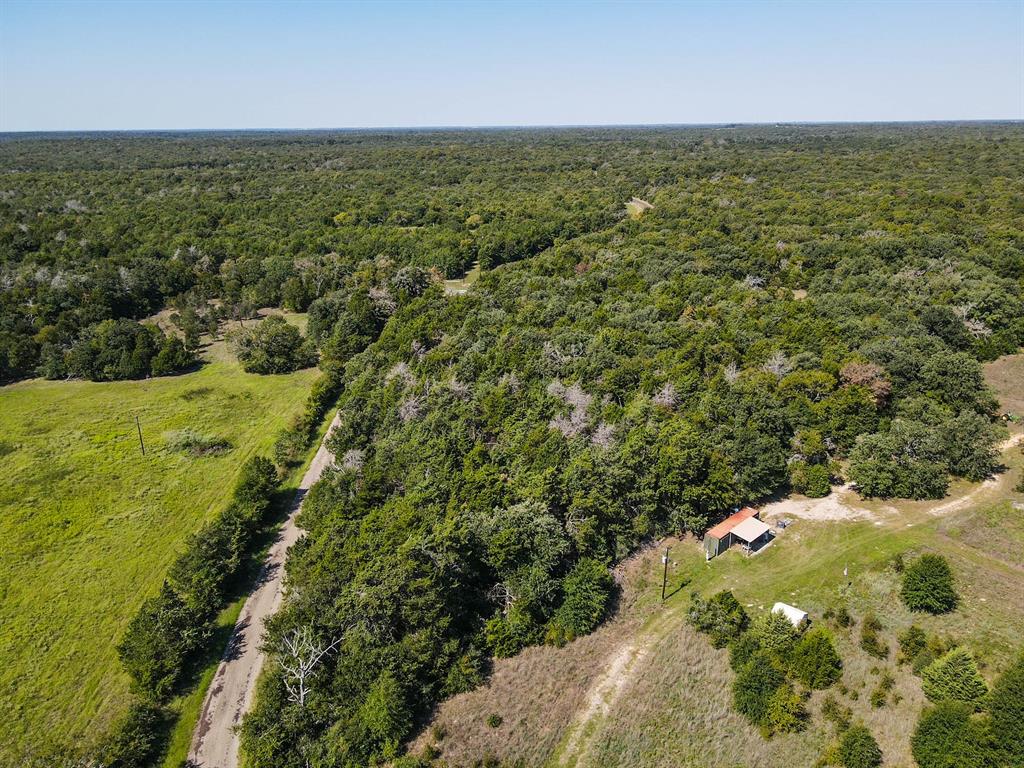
1, 0, 1021, 131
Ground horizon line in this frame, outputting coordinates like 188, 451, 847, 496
2, 118, 1023, 137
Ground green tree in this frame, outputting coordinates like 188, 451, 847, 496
911, 701, 993, 768
548, 558, 614, 643
357, 670, 411, 760
732, 651, 786, 727
687, 590, 749, 649
838, 724, 883, 768
988, 653, 1024, 767
231, 315, 316, 374
902, 554, 958, 614
789, 627, 842, 689
922, 648, 988, 708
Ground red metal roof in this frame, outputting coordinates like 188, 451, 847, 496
706, 507, 759, 540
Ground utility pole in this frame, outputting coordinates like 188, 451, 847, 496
661, 546, 670, 601
135, 415, 146, 456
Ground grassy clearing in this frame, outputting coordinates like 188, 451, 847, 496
414, 356, 1024, 768
443, 260, 482, 296
0, 356, 318, 762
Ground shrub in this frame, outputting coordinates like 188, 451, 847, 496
729, 630, 762, 672
98, 701, 169, 768
358, 670, 411, 759
765, 682, 806, 734
911, 701, 992, 768
750, 611, 798, 659
547, 558, 613, 642
859, 612, 888, 659
116, 583, 209, 700
901, 554, 958, 614
790, 461, 832, 498
835, 605, 854, 628
898, 625, 927, 665
870, 672, 895, 708
150, 334, 194, 376
790, 627, 843, 689
732, 651, 787, 727
442, 649, 486, 697
164, 429, 231, 456
688, 590, 750, 648
821, 693, 852, 731
486, 713, 503, 728
838, 724, 883, 768
921, 647, 988, 709
989, 653, 1024, 765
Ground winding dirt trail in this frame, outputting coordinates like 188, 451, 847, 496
187, 413, 341, 768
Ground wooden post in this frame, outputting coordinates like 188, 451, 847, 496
661, 546, 670, 601
135, 414, 146, 456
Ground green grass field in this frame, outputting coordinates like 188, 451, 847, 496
0, 357, 318, 762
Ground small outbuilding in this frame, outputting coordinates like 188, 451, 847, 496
704, 507, 772, 559
772, 602, 809, 628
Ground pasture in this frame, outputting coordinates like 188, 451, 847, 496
0, 357, 317, 761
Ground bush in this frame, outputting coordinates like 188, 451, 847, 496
547, 558, 613, 643
687, 590, 749, 648
164, 429, 231, 456
98, 701, 169, 768
901, 554, 958, 614
116, 583, 209, 700
729, 630, 763, 672
821, 693, 852, 731
838, 724, 883, 768
859, 612, 888, 659
150, 334, 194, 376
869, 672, 894, 708
750, 611, 798, 659
790, 627, 843, 689
898, 625, 927, 665
231, 315, 317, 374
486, 713, 503, 728
732, 651, 787, 727
790, 460, 832, 498
765, 682, 806, 734
921, 648, 988, 709
358, 670, 411, 760
989, 653, 1024, 765
911, 701, 992, 768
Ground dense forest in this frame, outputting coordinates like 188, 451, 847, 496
2, 124, 1023, 766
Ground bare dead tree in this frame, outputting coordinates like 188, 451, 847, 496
280, 626, 341, 707
488, 581, 517, 615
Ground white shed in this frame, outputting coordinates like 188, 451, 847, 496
772, 602, 809, 627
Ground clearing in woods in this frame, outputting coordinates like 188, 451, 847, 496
413, 354, 1024, 768
0, 332, 318, 762
443, 260, 482, 296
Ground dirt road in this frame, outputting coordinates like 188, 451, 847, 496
187, 413, 341, 768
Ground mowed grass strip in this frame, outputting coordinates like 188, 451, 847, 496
0, 358, 317, 761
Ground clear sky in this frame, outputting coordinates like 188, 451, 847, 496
1, 0, 1021, 131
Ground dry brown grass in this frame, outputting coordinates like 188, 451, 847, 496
984, 352, 1024, 418
409, 546, 662, 766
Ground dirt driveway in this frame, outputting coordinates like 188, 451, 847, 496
187, 413, 341, 768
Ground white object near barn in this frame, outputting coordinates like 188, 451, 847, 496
772, 602, 809, 627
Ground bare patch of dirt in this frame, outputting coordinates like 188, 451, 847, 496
760, 484, 880, 522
